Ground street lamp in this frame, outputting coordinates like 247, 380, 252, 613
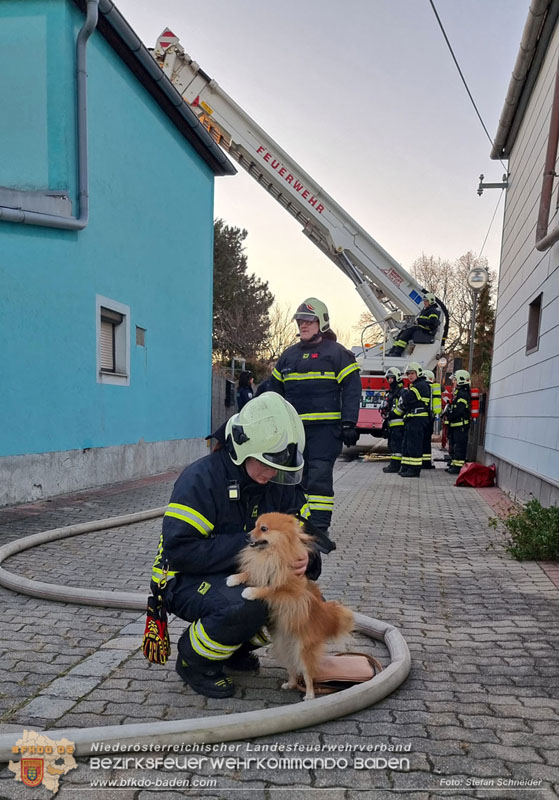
467, 266, 489, 374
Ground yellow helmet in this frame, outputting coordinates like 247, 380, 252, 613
404, 361, 423, 377
226, 394, 305, 484
293, 297, 330, 333
454, 369, 470, 385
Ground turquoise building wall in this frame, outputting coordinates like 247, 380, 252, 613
0, 0, 215, 468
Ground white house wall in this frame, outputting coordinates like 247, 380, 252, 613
485, 26, 559, 501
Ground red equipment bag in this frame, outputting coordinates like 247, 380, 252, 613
455, 462, 496, 488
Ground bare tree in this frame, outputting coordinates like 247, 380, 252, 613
259, 302, 299, 366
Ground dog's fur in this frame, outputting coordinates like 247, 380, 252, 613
226, 512, 354, 700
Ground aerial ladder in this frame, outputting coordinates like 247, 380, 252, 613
151, 30, 448, 433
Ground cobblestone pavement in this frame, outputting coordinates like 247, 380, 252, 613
0, 451, 558, 800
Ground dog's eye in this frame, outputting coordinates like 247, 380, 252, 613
260, 525, 268, 532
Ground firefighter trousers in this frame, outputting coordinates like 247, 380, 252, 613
388, 423, 404, 469
402, 416, 428, 475
422, 418, 434, 466
302, 423, 343, 531
165, 573, 269, 670
450, 424, 469, 469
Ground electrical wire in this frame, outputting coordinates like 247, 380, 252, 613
428, 0, 508, 174
478, 187, 505, 258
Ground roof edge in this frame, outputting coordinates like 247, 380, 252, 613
73, 0, 236, 177
491, 0, 555, 160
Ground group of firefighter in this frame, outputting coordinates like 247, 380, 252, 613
148, 293, 470, 698
381, 362, 472, 478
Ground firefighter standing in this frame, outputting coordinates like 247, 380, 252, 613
422, 369, 441, 469
382, 367, 406, 473
386, 292, 441, 357
269, 297, 361, 531
446, 369, 471, 475
150, 394, 324, 698
399, 362, 431, 477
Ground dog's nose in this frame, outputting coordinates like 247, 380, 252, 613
245, 533, 253, 544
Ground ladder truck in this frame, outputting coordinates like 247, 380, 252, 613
151, 30, 448, 434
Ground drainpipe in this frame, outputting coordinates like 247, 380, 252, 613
0, 0, 99, 230
535, 49, 559, 251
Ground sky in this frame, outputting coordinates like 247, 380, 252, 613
115, 0, 529, 344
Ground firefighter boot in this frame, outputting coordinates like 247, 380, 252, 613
383, 463, 400, 473
225, 643, 260, 673
176, 631, 234, 698
400, 467, 421, 478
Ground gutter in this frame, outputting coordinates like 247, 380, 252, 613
0, 0, 99, 229
491, 0, 552, 160
94, 0, 235, 177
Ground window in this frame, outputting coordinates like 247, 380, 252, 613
526, 293, 543, 354
136, 326, 146, 347
96, 295, 130, 386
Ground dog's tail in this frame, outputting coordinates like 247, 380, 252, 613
321, 602, 355, 639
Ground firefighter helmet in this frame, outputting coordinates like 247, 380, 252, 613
423, 292, 436, 304
385, 367, 402, 382
454, 369, 471, 385
293, 297, 330, 333
423, 369, 435, 382
404, 361, 423, 377
225, 393, 305, 484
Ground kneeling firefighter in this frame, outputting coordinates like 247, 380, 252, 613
382, 367, 405, 473
150, 394, 331, 698
399, 362, 431, 478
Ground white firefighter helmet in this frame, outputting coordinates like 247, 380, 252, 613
404, 361, 424, 377
293, 297, 330, 333
454, 369, 471, 385
225, 393, 305, 484
423, 369, 435, 382
385, 367, 402, 382
423, 292, 436, 304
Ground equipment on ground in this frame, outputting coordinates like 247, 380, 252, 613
151, 32, 449, 434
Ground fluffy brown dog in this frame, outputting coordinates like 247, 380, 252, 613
226, 512, 354, 700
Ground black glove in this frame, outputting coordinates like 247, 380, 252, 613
342, 423, 360, 447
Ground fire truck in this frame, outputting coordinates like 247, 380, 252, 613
151, 30, 449, 434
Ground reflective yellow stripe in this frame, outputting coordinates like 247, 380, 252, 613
189, 621, 240, 661
299, 411, 341, 421
283, 372, 337, 381
250, 627, 271, 647
388, 419, 404, 427
450, 420, 469, 427
393, 407, 404, 417
393, 340, 406, 347
402, 457, 422, 465
457, 398, 469, 405
337, 362, 360, 383
405, 412, 428, 418
165, 503, 214, 537
152, 565, 178, 581
299, 502, 311, 519
272, 368, 283, 381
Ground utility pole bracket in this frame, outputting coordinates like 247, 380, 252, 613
477, 173, 508, 196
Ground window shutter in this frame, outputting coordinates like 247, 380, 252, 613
100, 320, 115, 371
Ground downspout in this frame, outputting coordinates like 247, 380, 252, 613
0, 0, 99, 230
535, 49, 559, 251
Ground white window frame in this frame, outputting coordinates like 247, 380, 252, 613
96, 295, 130, 386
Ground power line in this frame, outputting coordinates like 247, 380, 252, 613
479, 187, 505, 258
428, 0, 508, 173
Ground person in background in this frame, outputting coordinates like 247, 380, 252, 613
150, 393, 323, 699
422, 369, 441, 469
386, 293, 441, 357
382, 367, 406, 473
236, 370, 254, 411
269, 297, 361, 532
399, 362, 431, 478
446, 369, 471, 475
